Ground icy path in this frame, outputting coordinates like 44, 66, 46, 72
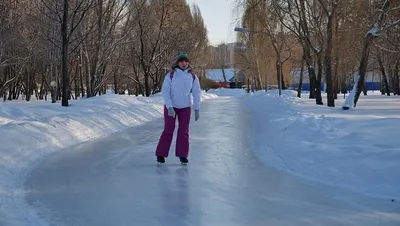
25, 97, 400, 226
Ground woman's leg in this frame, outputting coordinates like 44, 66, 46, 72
175, 107, 191, 158
155, 106, 176, 157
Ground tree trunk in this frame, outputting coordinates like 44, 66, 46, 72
1, 67, 5, 100
135, 80, 141, 96
74, 62, 79, 99
395, 61, 399, 95
51, 87, 57, 103
114, 70, 118, 94
302, 44, 316, 99
315, 54, 323, 105
8, 66, 15, 101
299, 0, 316, 99
39, 72, 45, 100
26, 69, 31, 101
3, 66, 9, 101
61, 0, 70, 107
86, 58, 91, 98
144, 72, 151, 96
79, 53, 85, 98
325, 14, 335, 107
333, 54, 339, 99
352, 0, 392, 107
276, 59, 282, 94
221, 67, 227, 83
253, 53, 263, 90
280, 66, 286, 89
50, 64, 57, 103
297, 55, 304, 98
353, 33, 373, 107
33, 77, 39, 100
377, 52, 390, 96
362, 81, 368, 95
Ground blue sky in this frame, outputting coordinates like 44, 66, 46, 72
186, 0, 239, 45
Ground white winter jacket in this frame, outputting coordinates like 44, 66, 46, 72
161, 68, 201, 110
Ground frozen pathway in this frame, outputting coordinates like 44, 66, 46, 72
24, 96, 400, 226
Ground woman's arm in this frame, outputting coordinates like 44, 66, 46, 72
192, 75, 201, 110
161, 73, 173, 108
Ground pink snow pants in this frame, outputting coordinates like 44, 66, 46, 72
155, 106, 191, 158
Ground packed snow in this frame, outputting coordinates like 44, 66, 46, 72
0, 88, 399, 225
240, 89, 400, 200
209, 88, 399, 200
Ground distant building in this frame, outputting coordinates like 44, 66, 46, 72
205, 68, 246, 88
289, 68, 318, 91
353, 70, 381, 90
205, 69, 234, 88
289, 68, 381, 91
210, 42, 238, 67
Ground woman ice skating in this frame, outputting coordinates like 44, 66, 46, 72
155, 53, 201, 164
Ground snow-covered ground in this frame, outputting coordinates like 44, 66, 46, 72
240, 89, 400, 200
1, 88, 399, 225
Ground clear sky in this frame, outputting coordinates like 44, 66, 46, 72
186, 0, 239, 46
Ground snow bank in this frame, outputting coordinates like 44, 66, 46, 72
242, 90, 400, 200
0, 91, 217, 225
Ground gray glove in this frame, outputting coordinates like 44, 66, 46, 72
168, 107, 175, 118
194, 110, 200, 121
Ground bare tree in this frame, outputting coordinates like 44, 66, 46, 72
256, 0, 290, 92
0, 0, 209, 103
37, 0, 94, 106
317, 0, 341, 107
80, 0, 129, 98
123, 0, 208, 96
273, 0, 319, 100
0, 0, 39, 100
351, 0, 400, 108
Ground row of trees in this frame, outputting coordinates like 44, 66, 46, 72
234, 0, 400, 107
0, 0, 211, 106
